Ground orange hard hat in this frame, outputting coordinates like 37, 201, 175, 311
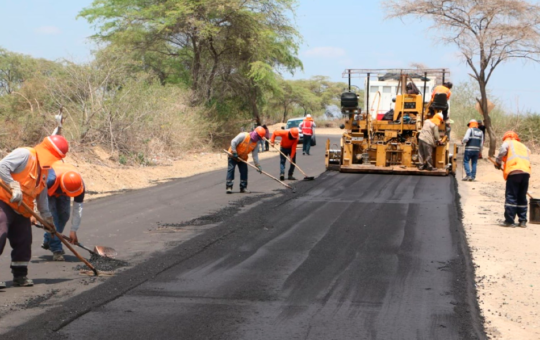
255, 126, 266, 138
34, 135, 69, 168
290, 127, 299, 139
60, 170, 84, 197
503, 131, 520, 142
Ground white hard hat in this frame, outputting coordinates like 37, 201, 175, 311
306, 114, 312, 118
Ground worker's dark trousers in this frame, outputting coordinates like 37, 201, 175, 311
505, 173, 530, 223
0, 201, 31, 277
303, 135, 312, 155
226, 157, 248, 189
280, 147, 296, 177
43, 195, 71, 253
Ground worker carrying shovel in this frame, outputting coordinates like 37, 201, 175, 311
494, 131, 531, 228
270, 127, 299, 181
0, 135, 70, 288
226, 126, 266, 194
40, 161, 85, 261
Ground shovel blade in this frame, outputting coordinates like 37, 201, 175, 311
94, 246, 118, 258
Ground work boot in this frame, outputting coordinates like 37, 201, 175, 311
280, 174, 285, 181
240, 188, 250, 194
518, 221, 527, 228
425, 165, 433, 171
462, 176, 471, 181
12, 276, 34, 287
53, 252, 65, 261
41, 242, 50, 250
287, 176, 297, 181
226, 187, 232, 194
0, 281, 6, 289
498, 220, 515, 227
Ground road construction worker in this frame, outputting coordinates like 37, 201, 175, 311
418, 113, 444, 171
226, 127, 265, 194
0, 135, 69, 288
430, 82, 453, 120
462, 119, 484, 181
41, 161, 85, 261
270, 127, 299, 181
299, 114, 316, 156
495, 131, 531, 228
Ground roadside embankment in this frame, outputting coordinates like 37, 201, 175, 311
458, 148, 540, 340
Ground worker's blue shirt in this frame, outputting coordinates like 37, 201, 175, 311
47, 168, 85, 203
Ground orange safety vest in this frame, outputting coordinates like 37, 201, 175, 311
47, 161, 83, 197
302, 119, 313, 135
431, 85, 451, 100
228, 133, 258, 161
0, 148, 48, 217
503, 140, 531, 180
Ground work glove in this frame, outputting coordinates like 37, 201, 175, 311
271, 142, 275, 148
232, 152, 238, 158
494, 162, 502, 170
55, 114, 63, 127
9, 181, 22, 205
256, 165, 262, 173
43, 216, 55, 230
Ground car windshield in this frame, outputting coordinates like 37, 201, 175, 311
286, 120, 302, 129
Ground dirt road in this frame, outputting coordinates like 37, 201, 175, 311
1, 136, 484, 339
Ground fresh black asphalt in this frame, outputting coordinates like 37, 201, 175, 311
3, 137, 485, 340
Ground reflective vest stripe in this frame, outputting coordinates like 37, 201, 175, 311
11, 262, 29, 267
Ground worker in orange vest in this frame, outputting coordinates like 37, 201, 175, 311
270, 127, 299, 181
226, 126, 266, 194
495, 131, 531, 228
41, 161, 85, 261
299, 114, 316, 156
430, 82, 453, 120
0, 136, 69, 288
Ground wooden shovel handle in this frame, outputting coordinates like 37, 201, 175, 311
222, 150, 294, 190
264, 138, 309, 177
0, 181, 98, 275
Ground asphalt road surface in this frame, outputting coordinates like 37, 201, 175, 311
2, 135, 485, 339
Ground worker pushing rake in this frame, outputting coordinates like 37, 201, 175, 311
267, 127, 314, 181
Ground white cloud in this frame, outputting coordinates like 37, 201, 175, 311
304, 46, 346, 59
35, 26, 61, 35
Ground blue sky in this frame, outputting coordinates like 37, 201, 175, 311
1, 0, 539, 111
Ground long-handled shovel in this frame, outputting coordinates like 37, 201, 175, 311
222, 150, 296, 193
0, 181, 100, 276
33, 223, 117, 258
264, 138, 315, 181
488, 157, 534, 199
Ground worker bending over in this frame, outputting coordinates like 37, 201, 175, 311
430, 82, 452, 120
42, 161, 85, 261
0, 136, 69, 288
226, 127, 265, 194
299, 114, 315, 155
462, 119, 484, 181
270, 127, 299, 181
418, 113, 444, 171
495, 131, 531, 228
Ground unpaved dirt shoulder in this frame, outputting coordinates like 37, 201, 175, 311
457, 149, 540, 340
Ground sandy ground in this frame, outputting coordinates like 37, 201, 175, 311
458, 148, 540, 340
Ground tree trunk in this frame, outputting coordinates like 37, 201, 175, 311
477, 81, 497, 157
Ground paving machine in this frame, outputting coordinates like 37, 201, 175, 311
325, 69, 457, 175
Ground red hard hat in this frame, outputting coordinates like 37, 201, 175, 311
60, 171, 84, 197
503, 131, 520, 142
255, 126, 266, 138
290, 127, 299, 139
48, 135, 69, 158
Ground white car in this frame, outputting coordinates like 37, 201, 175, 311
284, 117, 316, 146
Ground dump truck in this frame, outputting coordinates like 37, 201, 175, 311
325, 69, 457, 176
